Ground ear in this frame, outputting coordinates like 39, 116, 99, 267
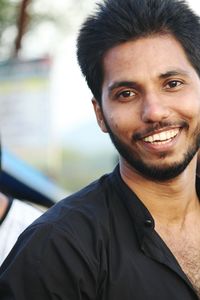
92, 98, 108, 133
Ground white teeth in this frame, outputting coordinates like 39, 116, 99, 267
148, 136, 154, 143
143, 129, 179, 144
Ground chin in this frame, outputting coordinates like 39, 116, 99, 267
128, 154, 195, 181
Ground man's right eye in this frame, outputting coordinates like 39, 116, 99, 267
118, 90, 136, 98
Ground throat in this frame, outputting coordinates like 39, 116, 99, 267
121, 158, 199, 224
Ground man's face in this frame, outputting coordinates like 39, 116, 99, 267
93, 34, 200, 181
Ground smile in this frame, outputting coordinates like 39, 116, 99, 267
143, 129, 180, 145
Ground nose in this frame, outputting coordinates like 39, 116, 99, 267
141, 92, 170, 123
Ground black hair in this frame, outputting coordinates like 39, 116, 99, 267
77, 0, 200, 104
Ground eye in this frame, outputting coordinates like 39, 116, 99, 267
165, 80, 183, 89
118, 90, 136, 99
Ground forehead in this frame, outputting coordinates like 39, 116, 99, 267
102, 34, 196, 83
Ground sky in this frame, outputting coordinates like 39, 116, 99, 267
21, 0, 200, 141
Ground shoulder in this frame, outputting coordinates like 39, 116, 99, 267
0, 174, 114, 282
34, 172, 113, 232
6, 172, 114, 263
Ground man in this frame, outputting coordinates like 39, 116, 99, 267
0, 144, 43, 265
0, 0, 200, 299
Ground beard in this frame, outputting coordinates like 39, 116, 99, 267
104, 119, 200, 182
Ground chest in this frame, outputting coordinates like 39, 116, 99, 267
161, 233, 200, 298
98, 212, 199, 300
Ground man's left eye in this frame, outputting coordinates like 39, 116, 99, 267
165, 80, 182, 89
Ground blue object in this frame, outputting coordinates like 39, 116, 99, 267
0, 149, 67, 208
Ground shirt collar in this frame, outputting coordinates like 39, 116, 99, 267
110, 165, 154, 246
110, 165, 200, 245
196, 174, 200, 198
109, 165, 200, 291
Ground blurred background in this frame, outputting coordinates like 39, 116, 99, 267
0, 0, 199, 205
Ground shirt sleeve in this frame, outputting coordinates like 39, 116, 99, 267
0, 222, 99, 300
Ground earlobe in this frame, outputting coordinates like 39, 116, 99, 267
92, 98, 108, 133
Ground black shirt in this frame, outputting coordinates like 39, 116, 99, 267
0, 166, 199, 299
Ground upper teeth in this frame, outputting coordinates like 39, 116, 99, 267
143, 129, 179, 143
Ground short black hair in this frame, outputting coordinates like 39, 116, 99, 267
77, 0, 200, 104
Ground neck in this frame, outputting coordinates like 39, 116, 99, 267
119, 157, 199, 226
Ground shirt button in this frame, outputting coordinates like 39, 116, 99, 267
145, 219, 152, 227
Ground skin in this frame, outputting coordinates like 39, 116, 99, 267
0, 192, 9, 219
93, 34, 200, 227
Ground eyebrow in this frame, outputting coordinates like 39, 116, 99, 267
159, 69, 190, 79
108, 81, 139, 95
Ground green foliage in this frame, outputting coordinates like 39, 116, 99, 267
0, 0, 18, 34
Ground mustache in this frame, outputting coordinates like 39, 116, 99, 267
132, 120, 189, 141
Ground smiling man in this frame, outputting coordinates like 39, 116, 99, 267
97, 35, 200, 181
0, 0, 200, 299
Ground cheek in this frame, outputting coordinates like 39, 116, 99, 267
107, 113, 137, 141
176, 94, 200, 120
189, 105, 200, 121
105, 104, 141, 133
108, 114, 121, 131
